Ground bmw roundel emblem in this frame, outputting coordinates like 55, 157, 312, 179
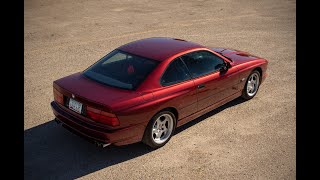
72, 94, 75, 98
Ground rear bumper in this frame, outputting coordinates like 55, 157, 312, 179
50, 101, 145, 146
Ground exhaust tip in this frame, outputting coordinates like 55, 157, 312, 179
95, 141, 111, 148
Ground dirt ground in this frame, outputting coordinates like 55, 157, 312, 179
24, 0, 296, 179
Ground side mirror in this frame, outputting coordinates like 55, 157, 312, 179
219, 62, 230, 72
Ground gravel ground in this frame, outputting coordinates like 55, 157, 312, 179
24, 0, 296, 179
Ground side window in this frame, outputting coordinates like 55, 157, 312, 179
161, 58, 191, 86
181, 51, 225, 78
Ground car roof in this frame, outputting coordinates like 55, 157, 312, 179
117, 37, 205, 61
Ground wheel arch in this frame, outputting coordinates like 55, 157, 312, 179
253, 67, 262, 81
158, 107, 179, 121
143, 106, 179, 129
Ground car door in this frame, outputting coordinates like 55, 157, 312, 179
158, 58, 198, 120
159, 58, 197, 119
180, 50, 239, 111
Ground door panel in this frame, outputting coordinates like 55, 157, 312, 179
180, 50, 240, 111
193, 66, 239, 111
153, 80, 198, 120
156, 58, 198, 119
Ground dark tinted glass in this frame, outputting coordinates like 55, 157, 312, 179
161, 58, 191, 86
181, 51, 225, 78
83, 50, 159, 90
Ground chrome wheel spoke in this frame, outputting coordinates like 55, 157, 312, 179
155, 131, 162, 139
163, 128, 168, 135
156, 119, 161, 129
247, 82, 253, 92
152, 128, 156, 133
162, 120, 168, 127
163, 124, 168, 131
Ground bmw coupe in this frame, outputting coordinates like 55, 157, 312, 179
51, 37, 268, 148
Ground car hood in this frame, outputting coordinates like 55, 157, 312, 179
53, 72, 143, 112
211, 48, 261, 65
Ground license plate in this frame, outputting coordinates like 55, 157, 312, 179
68, 98, 83, 114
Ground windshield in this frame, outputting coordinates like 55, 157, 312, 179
83, 50, 159, 90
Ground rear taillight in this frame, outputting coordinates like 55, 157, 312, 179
53, 88, 64, 105
86, 106, 120, 127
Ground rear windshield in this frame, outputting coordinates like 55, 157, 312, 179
83, 50, 159, 90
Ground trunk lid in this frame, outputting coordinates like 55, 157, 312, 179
53, 72, 142, 112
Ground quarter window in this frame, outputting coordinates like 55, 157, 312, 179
181, 51, 225, 78
161, 58, 191, 86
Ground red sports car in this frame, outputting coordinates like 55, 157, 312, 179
51, 37, 268, 148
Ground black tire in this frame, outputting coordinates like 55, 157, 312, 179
241, 70, 261, 100
142, 111, 176, 149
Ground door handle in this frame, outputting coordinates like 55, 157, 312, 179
197, 84, 205, 89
